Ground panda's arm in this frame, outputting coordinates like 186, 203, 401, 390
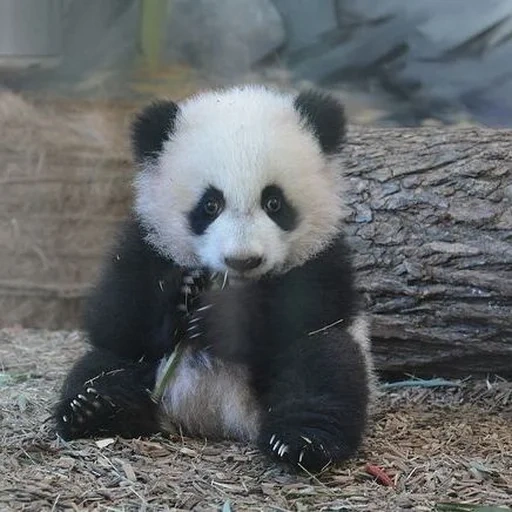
254, 238, 371, 471
84, 218, 183, 361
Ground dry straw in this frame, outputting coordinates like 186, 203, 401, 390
0, 92, 134, 328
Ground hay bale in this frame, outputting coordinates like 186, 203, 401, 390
0, 92, 133, 328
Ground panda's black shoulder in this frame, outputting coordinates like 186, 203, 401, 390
96, 216, 169, 274
84, 216, 181, 360
287, 234, 356, 297
259, 233, 360, 336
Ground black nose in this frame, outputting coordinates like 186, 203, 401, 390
224, 255, 263, 272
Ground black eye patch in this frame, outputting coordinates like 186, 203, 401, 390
188, 186, 225, 235
261, 185, 299, 231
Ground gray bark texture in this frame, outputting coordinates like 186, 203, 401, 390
341, 125, 511, 378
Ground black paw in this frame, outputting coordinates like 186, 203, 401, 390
56, 387, 117, 440
177, 269, 209, 314
262, 429, 333, 473
184, 303, 215, 351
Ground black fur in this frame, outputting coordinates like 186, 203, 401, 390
56, 348, 160, 440
261, 185, 299, 231
55, 216, 369, 473
131, 100, 180, 163
294, 90, 346, 154
83, 219, 185, 362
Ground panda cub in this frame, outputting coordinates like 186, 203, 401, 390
55, 85, 375, 473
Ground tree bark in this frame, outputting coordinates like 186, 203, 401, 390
342, 125, 512, 378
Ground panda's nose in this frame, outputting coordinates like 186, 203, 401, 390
224, 255, 263, 272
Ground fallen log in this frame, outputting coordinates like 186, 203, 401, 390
342, 125, 511, 378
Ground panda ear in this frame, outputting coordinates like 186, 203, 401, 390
293, 90, 346, 155
131, 100, 180, 163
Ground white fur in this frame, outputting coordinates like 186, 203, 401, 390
134, 85, 347, 275
348, 313, 378, 405
156, 348, 261, 441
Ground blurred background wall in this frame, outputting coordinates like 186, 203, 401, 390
2, 0, 512, 329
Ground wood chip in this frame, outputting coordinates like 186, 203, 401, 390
1, 329, 511, 511
121, 461, 137, 482
95, 438, 116, 449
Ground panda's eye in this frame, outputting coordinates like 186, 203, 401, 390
189, 186, 225, 235
264, 196, 281, 213
261, 185, 298, 231
204, 199, 221, 216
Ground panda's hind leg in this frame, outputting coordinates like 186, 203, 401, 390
55, 348, 160, 441
257, 329, 370, 473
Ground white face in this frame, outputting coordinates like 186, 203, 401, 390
134, 86, 346, 279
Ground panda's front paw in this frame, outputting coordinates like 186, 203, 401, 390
185, 303, 214, 350
178, 269, 209, 314
56, 387, 117, 440
262, 429, 333, 473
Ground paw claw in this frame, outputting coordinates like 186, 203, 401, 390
263, 428, 334, 471
60, 387, 116, 435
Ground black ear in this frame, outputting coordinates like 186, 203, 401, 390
293, 90, 346, 154
131, 100, 180, 163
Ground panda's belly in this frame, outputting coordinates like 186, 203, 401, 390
155, 348, 261, 442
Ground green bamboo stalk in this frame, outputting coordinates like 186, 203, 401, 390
151, 341, 184, 403
140, 0, 169, 71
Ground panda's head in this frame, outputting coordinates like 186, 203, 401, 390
132, 85, 347, 279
